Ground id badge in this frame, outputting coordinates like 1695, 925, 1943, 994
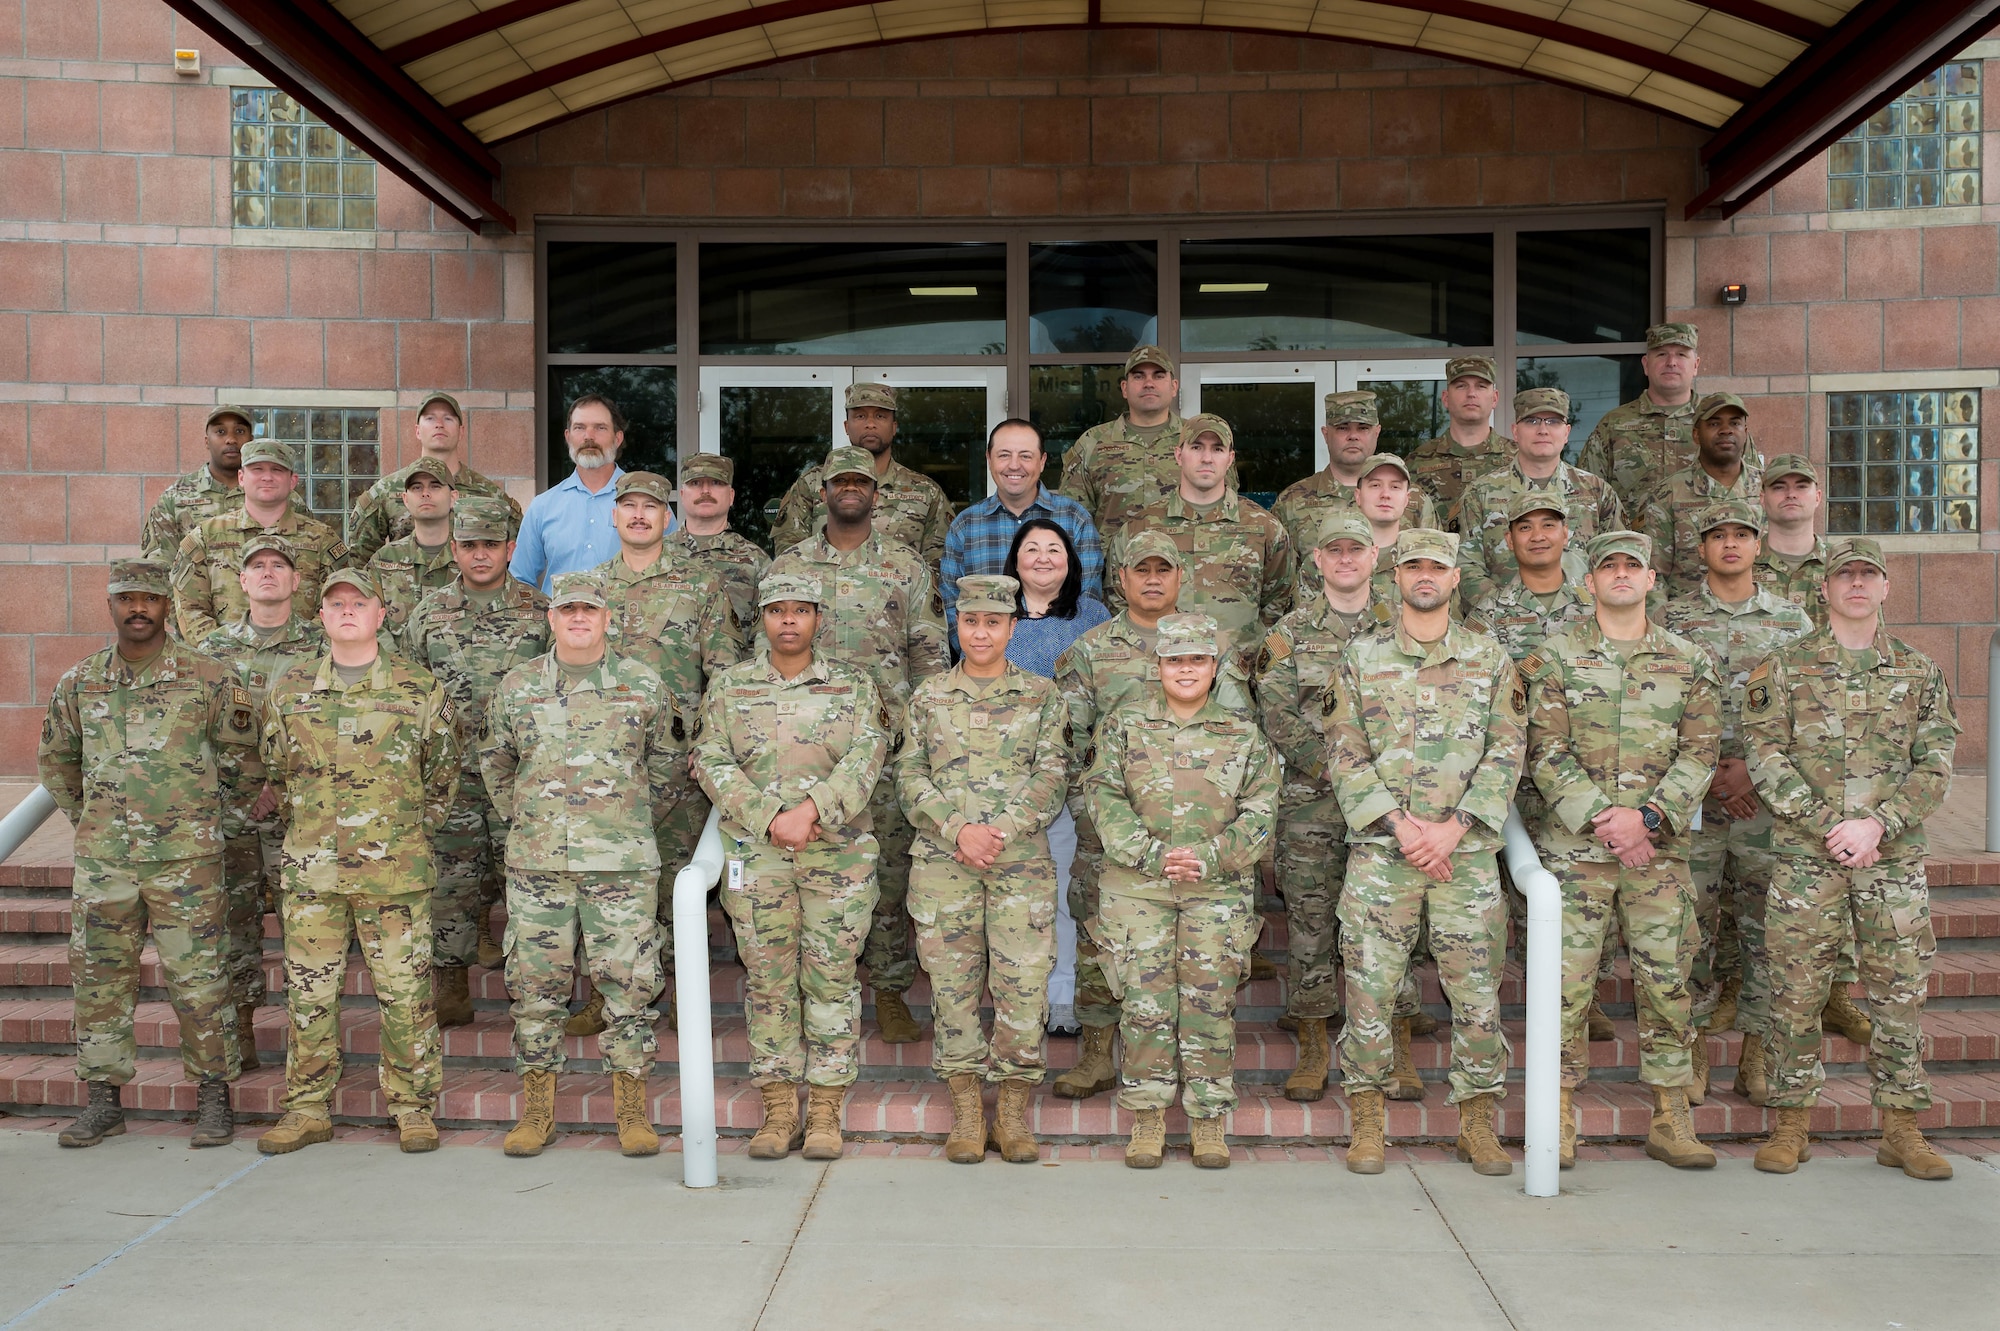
728, 859, 744, 892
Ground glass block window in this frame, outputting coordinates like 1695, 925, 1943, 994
247, 407, 381, 537
1827, 390, 1979, 534
231, 89, 377, 230
1828, 63, 1981, 211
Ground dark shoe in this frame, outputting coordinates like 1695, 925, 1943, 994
189, 1078, 234, 1148
58, 1081, 125, 1148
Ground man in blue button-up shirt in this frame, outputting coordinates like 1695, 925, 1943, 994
512, 394, 667, 592
942, 419, 1103, 643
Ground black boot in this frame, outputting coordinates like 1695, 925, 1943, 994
190, 1078, 234, 1148
58, 1081, 126, 1148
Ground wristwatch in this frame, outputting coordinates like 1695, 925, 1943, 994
1639, 804, 1663, 833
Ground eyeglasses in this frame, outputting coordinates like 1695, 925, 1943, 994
1520, 415, 1568, 428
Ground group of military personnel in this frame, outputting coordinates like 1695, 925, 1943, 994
37, 322, 1961, 1180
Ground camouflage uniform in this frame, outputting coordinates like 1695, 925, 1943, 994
1577, 396, 1699, 521
678, 527, 772, 644
1083, 615, 1280, 1118
481, 609, 689, 1078
771, 459, 952, 570
1755, 538, 1828, 631
39, 579, 257, 1086
1272, 468, 1441, 597
766, 513, 950, 1002
369, 536, 458, 642
1639, 465, 1766, 603
259, 611, 459, 1118
1743, 567, 1957, 1112
345, 455, 519, 566
1523, 559, 1722, 1091
142, 464, 242, 563
898, 637, 1070, 1083
1327, 541, 1526, 1104
1456, 459, 1623, 610
1129, 482, 1293, 675
694, 582, 891, 1087
1413, 427, 1515, 531
172, 504, 349, 644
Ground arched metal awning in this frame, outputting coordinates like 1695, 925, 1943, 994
167, 0, 1998, 230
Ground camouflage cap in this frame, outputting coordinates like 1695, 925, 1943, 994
615, 470, 675, 505
757, 570, 825, 608
1585, 529, 1654, 569
1762, 452, 1818, 486
679, 453, 734, 485
1314, 509, 1375, 549
1514, 387, 1571, 421
1504, 491, 1567, 524
321, 566, 380, 599
1391, 527, 1459, 568
239, 438, 297, 471
1123, 345, 1176, 377
1179, 412, 1234, 450
1155, 612, 1220, 658
845, 382, 898, 413
548, 570, 610, 609
1325, 390, 1379, 426
403, 456, 455, 489
1445, 355, 1499, 385
1694, 390, 1748, 422
822, 445, 877, 482
416, 391, 463, 421
955, 574, 1019, 615
453, 496, 513, 542
1646, 322, 1699, 351
1359, 452, 1411, 482
204, 404, 253, 432
106, 558, 172, 596
1696, 498, 1766, 536
1118, 527, 1185, 572
1825, 535, 1889, 576
239, 534, 298, 568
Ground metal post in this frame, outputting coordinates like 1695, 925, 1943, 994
0, 786, 58, 867
672, 806, 726, 1188
1987, 630, 2000, 853
1501, 805, 1563, 1199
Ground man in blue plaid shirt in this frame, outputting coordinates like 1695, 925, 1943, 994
941, 419, 1104, 645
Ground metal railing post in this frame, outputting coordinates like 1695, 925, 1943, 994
0, 786, 58, 866
1501, 805, 1562, 1199
1987, 630, 2000, 853
671, 806, 726, 1188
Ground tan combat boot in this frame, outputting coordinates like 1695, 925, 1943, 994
1877, 1107, 1952, 1181
503, 1069, 558, 1157
1644, 1084, 1716, 1169
1189, 1115, 1230, 1169
1733, 1031, 1769, 1105
874, 991, 921, 1044
1405, 1009, 1440, 1037
257, 1106, 333, 1155
1124, 1107, 1166, 1169
1822, 987, 1873, 1045
1247, 951, 1277, 982
1753, 1105, 1813, 1174
1455, 1093, 1512, 1176
563, 989, 606, 1037
991, 1079, 1038, 1163
1387, 1016, 1426, 1101
397, 1109, 440, 1154
236, 1003, 261, 1072
1346, 1088, 1387, 1175
476, 909, 505, 970
1284, 1017, 1331, 1103
613, 1072, 659, 1156
434, 965, 474, 1028
1559, 1087, 1577, 1170
1586, 1001, 1616, 1042
747, 1083, 802, 1159
943, 1073, 986, 1164
1711, 974, 1741, 1033
1688, 1030, 1710, 1106
58, 1081, 125, 1148
802, 1085, 846, 1160
1053, 1024, 1117, 1099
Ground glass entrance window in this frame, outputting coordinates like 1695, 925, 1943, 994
1180, 235, 1493, 352
699, 243, 1006, 355
547, 366, 679, 484
1029, 242, 1158, 353
1192, 381, 1315, 509
1352, 378, 1447, 459
547, 242, 676, 354
883, 385, 989, 513
717, 386, 835, 550
1516, 229, 1650, 347
1028, 364, 1128, 491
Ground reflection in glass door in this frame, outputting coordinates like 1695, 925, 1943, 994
1184, 362, 1339, 510
853, 366, 1007, 512
698, 367, 848, 552
1336, 360, 1454, 460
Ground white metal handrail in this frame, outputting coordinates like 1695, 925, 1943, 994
1500, 805, 1562, 1199
0, 786, 58, 868
671, 806, 727, 1188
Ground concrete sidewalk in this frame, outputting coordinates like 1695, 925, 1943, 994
2, 1127, 1994, 1331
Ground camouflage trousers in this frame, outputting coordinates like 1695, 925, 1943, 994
432, 772, 502, 968
721, 829, 879, 1088
1553, 857, 1697, 1089
71, 855, 236, 1085
1728, 860, 1862, 1039
1509, 791, 1621, 984
1066, 798, 1121, 1031
1337, 845, 1509, 1104
279, 886, 441, 1115
220, 824, 280, 1006
1276, 813, 1347, 1020
860, 776, 918, 996
1099, 887, 1258, 1117
1764, 855, 1934, 1112
505, 869, 662, 1077
652, 789, 712, 974
909, 853, 1057, 1082
1688, 803, 1777, 1030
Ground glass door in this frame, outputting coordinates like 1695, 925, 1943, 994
852, 365, 1008, 512
1183, 361, 1340, 510
697, 366, 851, 552
1335, 359, 1456, 459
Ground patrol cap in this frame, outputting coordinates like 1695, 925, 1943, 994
416, 391, 463, 421
1646, 322, 1699, 351
1445, 355, 1498, 385
1825, 535, 1889, 576
1762, 453, 1819, 486
239, 438, 297, 471
1118, 528, 1185, 572
1359, 452, 1411, 482
1325, 390, 1379, 427
1155, 612, 1220, 658
1694, 391, 1748, 422
955, 574, 1019, 615
205, 404, 253, 432
615, 470, 675, 505
757, 570, 825, 608
321, 567, 380, 600
1123, 345, 1176, 377
1179, 412, 1234, 451
452, 496, 513, 541
845, 382, 898, 413
1505, 491, 1568, 523
1696, 498, 1766, 536
239, 534, 298, 568
1314, 509, 1375, 549
822, 446, 877, 483
403, 456, 455, 489
1391, 527, 1459, 568
680, 453, 734, 486
549, 570, 609, 609
106, 558, 172, 596
1514, 387, 1571, 421
1585, 529, 1654, 570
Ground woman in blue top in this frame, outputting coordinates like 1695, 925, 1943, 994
1000, 518, 1108, 1034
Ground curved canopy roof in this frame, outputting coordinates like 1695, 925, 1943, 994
167, 0, 1998, 229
